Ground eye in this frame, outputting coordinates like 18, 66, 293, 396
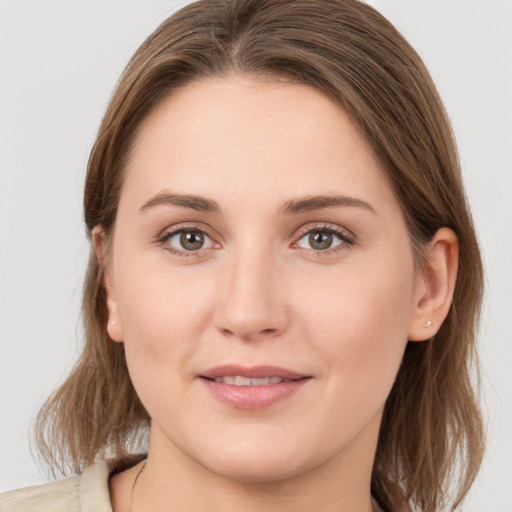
296, 226, 352, 252
164, 229, 216, 252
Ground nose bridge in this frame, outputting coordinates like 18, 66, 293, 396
214, 240, 287, 340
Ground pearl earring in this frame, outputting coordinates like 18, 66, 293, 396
110, 320, 116, 326
424, 320, 433, 327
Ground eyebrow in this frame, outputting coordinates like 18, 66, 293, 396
278, 195, 377, 216
139, 191, 377, 216
140, 192, 222, 214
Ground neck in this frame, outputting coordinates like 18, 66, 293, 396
126, 417, 381, 512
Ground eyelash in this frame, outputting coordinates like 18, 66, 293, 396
293, 223, 355, 257
156, 223, 355, 258
156, 223, 218, 258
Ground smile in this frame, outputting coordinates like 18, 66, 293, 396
200, 365, 311, 409
212, 376, 292, 386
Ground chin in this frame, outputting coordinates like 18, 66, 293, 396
193, 439, 316, 485
206, 458, 303, 485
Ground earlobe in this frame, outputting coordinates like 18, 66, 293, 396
105, 291, 124, 342
408, 227, 459, 342
92, 226, 124, 343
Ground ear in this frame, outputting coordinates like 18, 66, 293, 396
408, 227, 459, 342
92, 226, 124, 343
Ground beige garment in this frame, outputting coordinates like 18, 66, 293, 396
0, 460, 113, 512
0, 460, 385, 512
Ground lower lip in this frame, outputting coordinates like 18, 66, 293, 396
201, 378, 310, 410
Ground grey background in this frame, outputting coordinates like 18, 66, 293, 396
1, 1, 511, 509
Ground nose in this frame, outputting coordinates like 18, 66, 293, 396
213, 248, 289, 341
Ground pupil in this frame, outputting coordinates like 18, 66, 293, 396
309, 231, 332, 250
180, 231, 204, 250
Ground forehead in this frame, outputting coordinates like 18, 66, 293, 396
121, 75, 396, 217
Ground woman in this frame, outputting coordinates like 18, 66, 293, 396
0, 0, 484, 511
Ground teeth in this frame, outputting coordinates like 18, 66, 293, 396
213, 376, 286, 386
235, 376, 251, 386
251, 377, 271, 386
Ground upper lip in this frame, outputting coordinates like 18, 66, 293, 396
200, 365, 309, 380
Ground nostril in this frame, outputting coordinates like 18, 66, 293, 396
239, 328, 278, 341
219, 327, 278, 340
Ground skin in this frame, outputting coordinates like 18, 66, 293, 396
99, 76, 458, 512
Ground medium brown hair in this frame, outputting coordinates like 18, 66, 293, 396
36, 1, 484, 510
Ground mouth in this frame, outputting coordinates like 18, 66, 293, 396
199, 365, 311, 409
208, 375, 297, 386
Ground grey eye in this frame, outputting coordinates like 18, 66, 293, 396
168, 230, 214, 251
297, 229, 344, 251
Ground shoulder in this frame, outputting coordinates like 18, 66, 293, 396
0, 460, 112, 512
0, 476, 79, 512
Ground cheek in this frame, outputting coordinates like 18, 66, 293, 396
113, 254, 215, 374
113, 260, 217, 423
295, 255, 415, 389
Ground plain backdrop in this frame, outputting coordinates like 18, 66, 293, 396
1, 1, 511, 509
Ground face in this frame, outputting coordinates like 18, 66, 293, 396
104, 76, 425, 483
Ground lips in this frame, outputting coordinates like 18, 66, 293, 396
199, 365, 311, 409
212, 376, 288, 385
201, 364, 307, 381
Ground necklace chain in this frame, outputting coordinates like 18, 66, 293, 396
127, 460, 146, 512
